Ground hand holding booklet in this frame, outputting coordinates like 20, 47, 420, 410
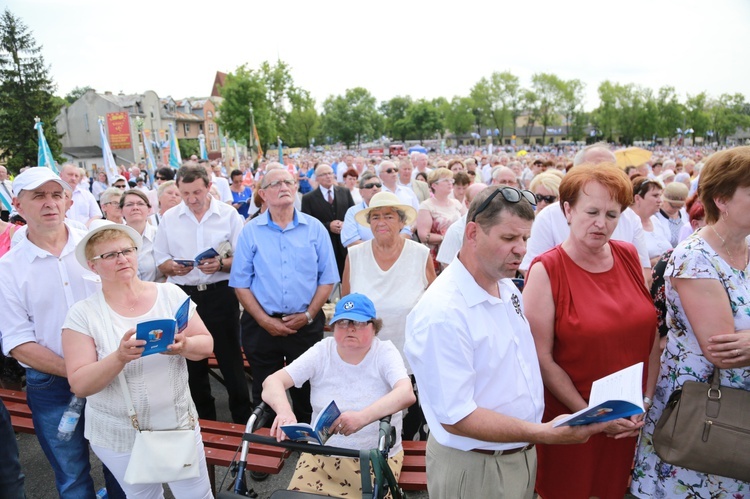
135, 297, 191, 356
280, 401, 341, 445
553, 362, 644, 427
173, 247, 220, 267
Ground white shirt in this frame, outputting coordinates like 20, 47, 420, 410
153, 197, 244, 286
405, 258, 544, 451
11, 218, 88, 248
436, 214, 467, 265
520, 202, 651, 271
481, 163, 493, 184
335, 161, 350, 183
0, 223, 100, 363
382, 183, 419, 212
67, 184, 103, 224
212, 175, 233, 203
130, 222, 163, 282
318, 185, 335, 202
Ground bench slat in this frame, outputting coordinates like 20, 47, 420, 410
204, 447, 285, 474
397, 471, 428, 491
401, 454, 425, 472
0, 389, 27, 403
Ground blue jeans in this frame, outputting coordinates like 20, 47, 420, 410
0, 398, 25, 499
25, 368, 95, 498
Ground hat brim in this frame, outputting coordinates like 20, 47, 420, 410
354, 203, 417, 228
75, 222, 144, 270
13, 177, 71, 198
330, 311, 374, 325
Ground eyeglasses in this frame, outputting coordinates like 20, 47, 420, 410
471, 187, 536, 223
363, 182, 382, 189
535, 194, 557, 204
123, 202, 148, 208
155, 176, 166, 181
90, 247, 138, 262
262, 179, 295, 189
113, 184, 127, 189
334, 319, 372, 329
435, 178, 455, 185
383, 168, 399, 174
467, 171, 476, 176
102, 201, 121, 207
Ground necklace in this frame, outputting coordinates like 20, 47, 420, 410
711, 225, 748, 269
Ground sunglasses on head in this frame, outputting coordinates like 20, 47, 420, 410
471, 187, 536, 223
535, 193, 557, 204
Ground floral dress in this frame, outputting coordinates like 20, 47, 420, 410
631, 232, 750, 498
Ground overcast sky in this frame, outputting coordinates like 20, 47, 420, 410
6, 0, 750, 112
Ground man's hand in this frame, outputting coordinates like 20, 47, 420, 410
165, 260, 194, 277
329, 220, 343, 234
197, 257, 221, 275
281, 313, 309, 332
542, 417, 610, 445
263, 317, 297, 337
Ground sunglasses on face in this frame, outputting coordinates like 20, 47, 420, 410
535, 194, 557, 204
363, 182, 382, 189
471, 187, 536, 223
384, 168, 399, 174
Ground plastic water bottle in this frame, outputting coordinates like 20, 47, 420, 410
57, 396, 84, 441
96, 488, 108, 498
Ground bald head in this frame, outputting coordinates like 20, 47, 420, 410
466, 182, 488, 204
574, 144, 616, 166
315, 163, 335, 189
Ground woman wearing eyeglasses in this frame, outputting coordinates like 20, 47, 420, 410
629, 177, 673, 266
262, 293, 415, 497
528, 171, 562, 212
61, 223, 214, 497
416, 168, 466, 272
523, 164, 660, 499
120, 189, 163, 282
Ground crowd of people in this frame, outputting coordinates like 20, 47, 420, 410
0, 141, 748, 498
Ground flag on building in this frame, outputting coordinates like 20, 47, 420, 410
98, 117, 119, 185
34, 118, 59, 174
168, 122, 182, 168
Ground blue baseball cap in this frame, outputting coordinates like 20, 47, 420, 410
330, 293, 377, 324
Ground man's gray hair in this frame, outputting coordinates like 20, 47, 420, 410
573, 142, 615, 166
358, 171, 378, 189
100, 187, 123, 205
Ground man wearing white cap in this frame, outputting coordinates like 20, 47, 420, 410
0, 167, 123, 497
60, 163, 102, 225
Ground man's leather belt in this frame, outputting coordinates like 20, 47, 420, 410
178, 280, 229, 294
470, 443, 534, 456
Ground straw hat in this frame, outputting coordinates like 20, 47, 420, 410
354, 192, 417, 227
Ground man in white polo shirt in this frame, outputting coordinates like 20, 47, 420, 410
405, 186, 606, 498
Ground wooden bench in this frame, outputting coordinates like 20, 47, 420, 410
0, 388, 427, 492
206, 353, 252, 387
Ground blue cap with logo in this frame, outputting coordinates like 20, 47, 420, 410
330, 293, 377, 324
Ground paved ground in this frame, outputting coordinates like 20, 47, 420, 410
15, 375, 428, 498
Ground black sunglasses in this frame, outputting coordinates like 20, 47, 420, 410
155, 176, 166, 180
471, 187, 536, 223
535, 193, 557, 204
363, 182, 382, 189
384, 168, 399, 174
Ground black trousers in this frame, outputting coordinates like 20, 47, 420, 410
241, 309, 324, 425
179, 283, 252, 424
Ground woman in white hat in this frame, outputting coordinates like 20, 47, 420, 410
342, 191, 436, 440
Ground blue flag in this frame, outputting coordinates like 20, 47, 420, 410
142, 130, 157, 185
199, 134, 208, 160
34, 118, 59, 174
168, 122, 182, 168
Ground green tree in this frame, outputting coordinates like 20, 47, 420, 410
0, 8, 62, 171
655, 86, 685, 145
286, 89, 320, 148
406, 99, 443, 143
178, 138, 199, 159
64, 85, 93, 104
559, 79, 585, 140
709, 93, 749, 144
522, 90, 540, 141
380, 95, 413, 142
684, 92, 711, 145
215, 64, 274, 149
321, 87, 380, 148
593, 81, 618, 142
259, 60, 299, 141
469, 72, 519, 142
530, 73, 564, 143
444, 96, 475, 139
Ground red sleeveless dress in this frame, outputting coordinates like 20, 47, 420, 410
530, 241, 656, 499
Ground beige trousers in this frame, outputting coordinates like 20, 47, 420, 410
426, 434, 537, 499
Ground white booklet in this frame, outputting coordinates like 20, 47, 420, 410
553, 362, 644, 427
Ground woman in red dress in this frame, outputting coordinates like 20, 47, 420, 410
523, 163, 660, 499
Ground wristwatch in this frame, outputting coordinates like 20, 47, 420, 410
218, 257, 224, 272
643, 396, 653, 407
304, 310, 313, 325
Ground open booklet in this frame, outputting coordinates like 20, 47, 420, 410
173, 247, 220, 268
553, 362, 644, 427
135, 297, 191, 356
280, 400, 341, 445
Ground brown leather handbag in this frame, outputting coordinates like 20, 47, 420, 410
653, 366, 750, 481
